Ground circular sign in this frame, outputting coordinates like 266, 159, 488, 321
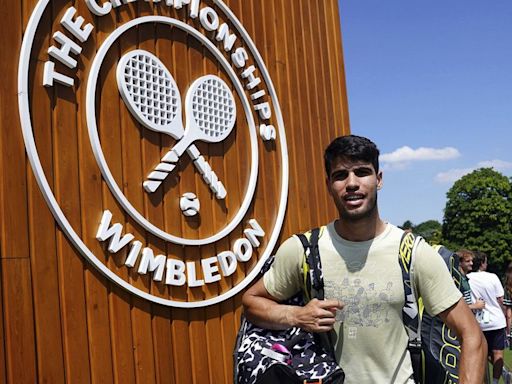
18, 0, 288, 307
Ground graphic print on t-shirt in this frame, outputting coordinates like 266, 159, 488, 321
324, 276, 399, 328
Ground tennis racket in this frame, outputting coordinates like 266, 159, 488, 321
116, 50, 227, 198
143, 74, 236, 195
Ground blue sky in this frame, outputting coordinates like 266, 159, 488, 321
338, 0, 512, 227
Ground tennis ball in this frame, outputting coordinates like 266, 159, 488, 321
180, 192, 200, 217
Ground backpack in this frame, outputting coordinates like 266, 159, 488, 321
234, 229, 461, 384
233, 227, 345, 384
399, 232, 462, 384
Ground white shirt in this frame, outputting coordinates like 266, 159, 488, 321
467, 271, 506, 331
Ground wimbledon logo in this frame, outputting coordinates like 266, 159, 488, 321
18, 0, 288, 308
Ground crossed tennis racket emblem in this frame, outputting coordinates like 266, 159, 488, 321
116, 49, 237, 199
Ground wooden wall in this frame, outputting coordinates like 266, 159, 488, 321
0, 0, 350, 383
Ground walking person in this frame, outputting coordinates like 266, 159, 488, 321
457, 249, 486, 311
242, 135, 486, 383
468, 251, 507, 384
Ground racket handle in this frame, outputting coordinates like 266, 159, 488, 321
187, 146, 226, 199
143, 145, 226, 200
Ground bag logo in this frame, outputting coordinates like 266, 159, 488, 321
18, 0, 288, 308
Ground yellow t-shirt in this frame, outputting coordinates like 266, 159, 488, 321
263, 222, 462, 384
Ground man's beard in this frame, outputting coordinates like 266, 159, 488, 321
338, 193, 378, 222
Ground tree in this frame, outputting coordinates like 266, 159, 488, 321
414, 220, 442, 244
442, 168, 512, 270
400, 220, 414, 230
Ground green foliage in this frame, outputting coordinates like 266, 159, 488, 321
401, 220, 414, 230
442, 168, 512, 270
399, 219, 442, 244
415, 220, 442, 244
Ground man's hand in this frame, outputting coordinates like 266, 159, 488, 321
293, 299, 344, 332
243, 278, 344, 332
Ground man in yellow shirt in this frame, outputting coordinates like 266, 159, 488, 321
243, 135, 486, 383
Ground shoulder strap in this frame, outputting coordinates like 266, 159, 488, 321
296, 227, 324, 301
296, 227, 338, 358
399, 232, 422, 343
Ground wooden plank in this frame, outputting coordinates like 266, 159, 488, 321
166, 14, 193, 384
92, 5, 138, 384
1, 259, 37, 383
67, 2, 117, 383
26, 24, 67, 384
0, 257, 7, 384
184, 24, 210, 384
0, 0, 29, 262
280, 0, 312, 233
296, 0, 327, 227
117, 5, 157, 383
21, 0, 68, 382
49, 1, 92, 378
198, 11, 228, 384
323, 0, 351, 137
312, 0, 340, 183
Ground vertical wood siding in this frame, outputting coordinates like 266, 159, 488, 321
1, 0, 350, 382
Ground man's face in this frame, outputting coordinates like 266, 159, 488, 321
460, 255, 473, 274
326, 157, 382, 221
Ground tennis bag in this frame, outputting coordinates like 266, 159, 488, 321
233, 228, 344, 384
399, 232, 462, 384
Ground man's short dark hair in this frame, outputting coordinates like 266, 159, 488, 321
472, 251, 488, 271
324, 135, 380, 177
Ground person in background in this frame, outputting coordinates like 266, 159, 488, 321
456, 249, 485, 311
243, 135, 487, 384
503, 262, 512, 345
468, 251, 507, 384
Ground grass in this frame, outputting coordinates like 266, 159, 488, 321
506, 348, 512, 368
487, 348, 512, 383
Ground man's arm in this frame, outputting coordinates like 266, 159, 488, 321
438, 298, 487, 384
242, 278, 342, 332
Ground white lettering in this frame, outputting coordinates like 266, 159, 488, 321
216, 23, 237, 52
111, 0, 136, 8
202, 257, 221, 283
244, 219, 265, 247
125, 240, 142, 267
254, 102, 272, 120
199, 7, 219, 31
61, 7, 93, 43
85, 0, 113, 16
231, 47, 248, 68
234, 238, 253, 262
189, 0, 200, 18
166, 0, 189, 9
241, 65, 261, 90
187, 261, 204, 287
166, 259, 186, 286
48, 31, 82, 69
218, 251, 237, 277
96, 210, 135, 253
251, 89, 266, 101
138, 248, 166, 282
43, 61, 74, 87
259, 124, 277, 141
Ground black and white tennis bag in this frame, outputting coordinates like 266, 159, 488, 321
233, 228, 344, 384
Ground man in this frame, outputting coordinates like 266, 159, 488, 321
243, 135, 486, 383
457, 249, 486, 311
468, 251, 507, 384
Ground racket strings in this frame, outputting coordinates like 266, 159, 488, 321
191, 78, 235, 138
123, 54, 179, 126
